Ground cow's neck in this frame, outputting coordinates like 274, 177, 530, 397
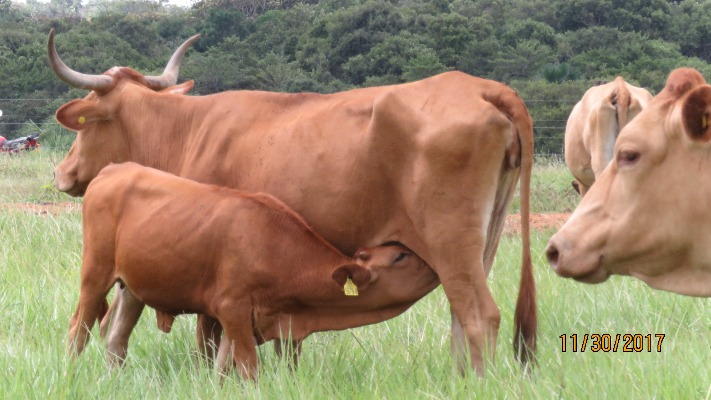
121, 91, 202, 177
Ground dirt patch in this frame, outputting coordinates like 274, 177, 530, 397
2, 202, 570, 234
1, 202, 81, 215
503, 213, 570, 236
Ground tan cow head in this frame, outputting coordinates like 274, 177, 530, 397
546, 68, 711, 296
331, 245, 438, 300
48, 29, 199, 196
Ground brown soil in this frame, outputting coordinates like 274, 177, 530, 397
1, 202, 81, 215
502, 212, 570, 236
2, 201, 571, 234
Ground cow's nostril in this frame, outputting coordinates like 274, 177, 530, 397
545, 244, 559, 268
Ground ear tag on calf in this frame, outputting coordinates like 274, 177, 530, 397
78, 116, 86, 125
344, 276, 359, 296
703, 114, 708, 130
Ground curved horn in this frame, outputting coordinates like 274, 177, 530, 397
47, 28, 114, 92
144, 34, 201, 90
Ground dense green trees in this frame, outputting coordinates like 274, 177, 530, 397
2, 0, 711, 154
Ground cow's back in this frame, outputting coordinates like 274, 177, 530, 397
190, 72, 528, 259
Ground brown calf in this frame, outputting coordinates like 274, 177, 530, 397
69, 162, 439, 378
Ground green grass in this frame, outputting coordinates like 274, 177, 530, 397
1, 151, 709, 398
510, 156, 580, 214
0, 150, 78, 204
0, 151, 577, 213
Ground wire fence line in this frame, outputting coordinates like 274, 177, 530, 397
1, 97, 575, 156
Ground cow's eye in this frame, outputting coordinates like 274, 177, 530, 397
617, 148, 640, 167
394, 252, 409, 263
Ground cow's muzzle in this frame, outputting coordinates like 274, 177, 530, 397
545, 236, 609, 284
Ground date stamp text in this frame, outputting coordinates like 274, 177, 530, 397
560, 334, 665, 352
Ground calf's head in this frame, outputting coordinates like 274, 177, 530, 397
546, 68, 711, 296
331, 245, 438, 303
48, 29, 199, 196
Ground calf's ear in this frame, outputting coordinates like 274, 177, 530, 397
682, 85, 711, 142
332, 264, 373, 292
55, 99, 106, 131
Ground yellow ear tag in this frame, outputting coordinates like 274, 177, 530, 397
702, 114, 708, 130
77, 116, 86, 125
344, 277, 359, 296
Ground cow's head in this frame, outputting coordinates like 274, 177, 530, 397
546, 68, 711, 296
48, 29, 199, 196
331, 244, 438, 301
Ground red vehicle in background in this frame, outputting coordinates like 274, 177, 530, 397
0, 132, 41, 154
0, 110, 41, 154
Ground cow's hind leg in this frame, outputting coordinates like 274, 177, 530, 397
413, 193, 503, 376
439, 254, 501, 376
407, 123, 517, 376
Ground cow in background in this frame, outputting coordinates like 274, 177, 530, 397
565, 77, 652, 196
48, 29, 536, 375
546, 68, 711, 296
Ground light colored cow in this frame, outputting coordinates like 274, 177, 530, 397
547, 68, 711, 296
565, 77, 652, 196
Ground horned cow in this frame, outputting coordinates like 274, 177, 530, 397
49, 29, 536, 375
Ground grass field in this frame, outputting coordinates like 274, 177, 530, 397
1, 151, 710, 399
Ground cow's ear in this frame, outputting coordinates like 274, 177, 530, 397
331, 264, 372, 293
682, 85, 711, 142
55, 99, 106, 131
161, 80, 194, 95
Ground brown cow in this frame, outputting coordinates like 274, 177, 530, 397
565, 77, 653, 196
70, 162, 439, 379
546, 68, 711, 296
49, 29, 536, 374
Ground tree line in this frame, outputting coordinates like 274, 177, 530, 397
2, 0, 710, 154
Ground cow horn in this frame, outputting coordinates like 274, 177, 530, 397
144, 34, 200, 90
47, 28, 114, 92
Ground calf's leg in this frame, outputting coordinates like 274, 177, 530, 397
216, 308, 258, 380
68, 282, 114, 356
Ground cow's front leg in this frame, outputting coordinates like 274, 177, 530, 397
196, 314, 223, 364
274, 339, 303, 370
101, 285, 145, 366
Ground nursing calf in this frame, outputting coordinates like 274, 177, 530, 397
69, 163, 439, 378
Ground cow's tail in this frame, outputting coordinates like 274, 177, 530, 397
485, 86, 537, 367
494, 87, 537, 368
614, 76, 631, 131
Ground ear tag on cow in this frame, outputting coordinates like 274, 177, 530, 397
344, 276, 359, 296
702, 114, 708, 130
77, 116, 86, 125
